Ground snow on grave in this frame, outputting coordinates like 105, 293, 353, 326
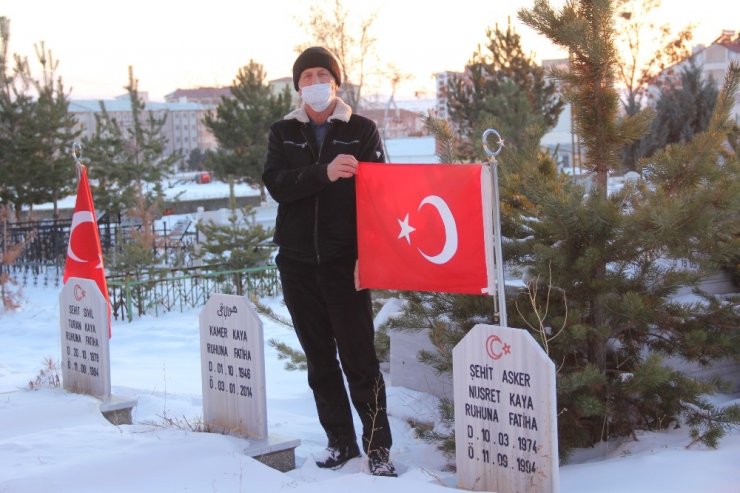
199, 293, 300, 471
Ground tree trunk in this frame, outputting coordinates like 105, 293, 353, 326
589, 262, 608, 371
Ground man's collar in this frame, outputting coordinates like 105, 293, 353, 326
284, 97, 353, 123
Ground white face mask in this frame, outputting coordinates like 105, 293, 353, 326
301, 82, 335, 112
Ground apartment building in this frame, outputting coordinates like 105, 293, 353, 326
69, 95, 215, 171
69, 78, 301, 171
434, 70, 463, 122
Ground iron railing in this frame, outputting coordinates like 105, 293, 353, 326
0, 216, 198, 267
1, 263, 279, 322
0, 262, 64, 289
107, 265, 280, 322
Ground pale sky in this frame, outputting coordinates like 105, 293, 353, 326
1, 0, 736, 102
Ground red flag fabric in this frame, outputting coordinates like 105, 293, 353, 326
356, 162, 495, 295
63, 165, 111, 336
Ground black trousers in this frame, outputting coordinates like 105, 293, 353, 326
276, 253, 392, 453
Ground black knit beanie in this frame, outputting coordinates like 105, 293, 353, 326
292, 46, 342, 91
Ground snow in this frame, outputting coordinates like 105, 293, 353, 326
2, 137, 739, 492
2, 281, 738, 493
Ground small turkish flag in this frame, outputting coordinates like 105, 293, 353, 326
356, 163, 495, 295
63, 165, 111, 336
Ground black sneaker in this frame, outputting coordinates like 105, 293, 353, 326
316, 442, 361, 469
368, 448, 397, 477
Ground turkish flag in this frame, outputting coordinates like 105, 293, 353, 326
356, 163, 495, 295
63, 165, 111, 336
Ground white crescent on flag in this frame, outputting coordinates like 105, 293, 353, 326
67, 211, 95, 263
397, 195, 459, 265
417, 195, 458, 265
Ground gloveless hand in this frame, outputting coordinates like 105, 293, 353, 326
327, 154, 359, 182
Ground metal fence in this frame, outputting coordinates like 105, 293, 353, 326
2, 218, 281, 321
0, 262, 64, 289
0, 216, 198, 267
108, 265, 280, 322
2, 263, 280, 321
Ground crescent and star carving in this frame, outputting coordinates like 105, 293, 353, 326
486, 334, 512, 360
397, 195, 458, 265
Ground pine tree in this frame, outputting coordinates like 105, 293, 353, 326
446, 18, 564, 159
84, 66, 177, 218
1, 16, 31, 217
614, 0, 694, 170
394, 1, 739, 460
25, 42, 79, 218
82, 105, 128, 218
195, 205, 273, 272
0, 18, 78, 220
204, 60, 291, 201
512, 0, 740, 454
641, 60, 719, 158
0, 82, 36, 219
82, 67, 178, 272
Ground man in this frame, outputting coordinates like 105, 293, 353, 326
262, 46, 396, 477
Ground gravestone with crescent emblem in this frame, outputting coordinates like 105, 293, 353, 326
199, 293, 300, 471
59, 277, 111, 399
453, 324, 559, 493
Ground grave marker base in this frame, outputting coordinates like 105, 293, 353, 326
243, 434, 301, 472
99, 395, 138, 425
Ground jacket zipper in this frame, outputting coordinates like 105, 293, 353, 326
304, 123, 331, 265
313, 195, 320, 264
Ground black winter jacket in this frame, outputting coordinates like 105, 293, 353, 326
262, 99, 385, 264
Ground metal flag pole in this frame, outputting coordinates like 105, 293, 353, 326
72, 142, 84, 180
482, 129, 507, 328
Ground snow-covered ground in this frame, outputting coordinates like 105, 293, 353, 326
3, 136, 738, 492
0, 283, 738, 493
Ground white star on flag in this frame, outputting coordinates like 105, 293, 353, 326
397, 214, 416, 244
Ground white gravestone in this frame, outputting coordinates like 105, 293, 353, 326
390, 328, 454, 400
453, 324, 559, 493
59, 277, 111, 399
199, 293, 267, 440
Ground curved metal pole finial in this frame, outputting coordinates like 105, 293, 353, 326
482, 128, 505, 159
72, 142, 84, 180
72, 142, 83, 163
